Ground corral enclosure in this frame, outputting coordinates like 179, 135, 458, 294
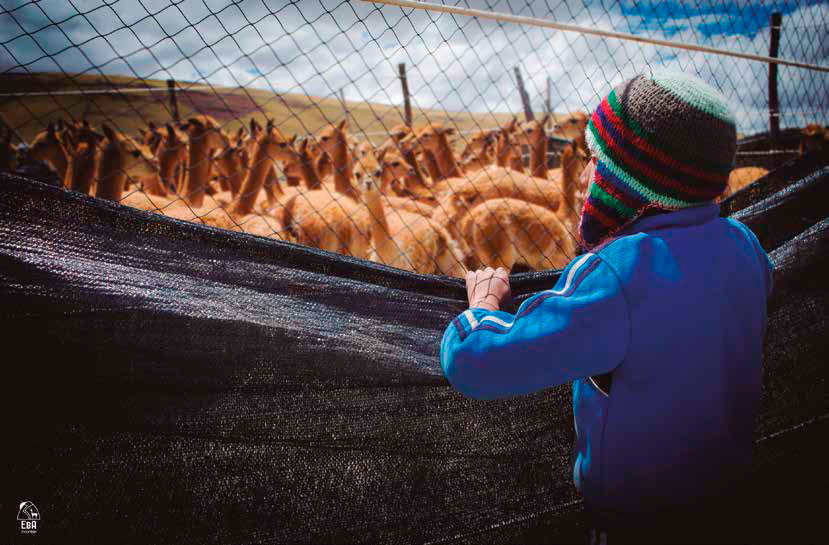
1, 0, 828, 274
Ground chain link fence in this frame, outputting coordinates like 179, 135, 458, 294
2, 0, 827, 276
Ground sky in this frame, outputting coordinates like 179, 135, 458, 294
1, 0, 827, 134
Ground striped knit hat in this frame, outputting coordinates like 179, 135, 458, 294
579, 70, 737, 249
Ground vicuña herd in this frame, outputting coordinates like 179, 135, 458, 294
2, 115, 823, 276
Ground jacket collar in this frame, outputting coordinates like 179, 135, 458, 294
615, 203, 721, 238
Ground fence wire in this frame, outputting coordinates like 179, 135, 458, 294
1, 0, 827, 276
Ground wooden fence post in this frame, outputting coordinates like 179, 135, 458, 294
768, 12, 781, 150
167, 79, 180, 123
545, 76, 552, 120
399, 63, 413, 127
514, 66, 534, 121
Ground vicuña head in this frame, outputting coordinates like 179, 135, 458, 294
256, 119, 297, 163
460, 129, 495, 159
800, 123, 828, 156
552, 112, 589, 146
516, 114, 551, 148
353, 149, 383, 194
317, 118, 349, 160
412, 123, 456, 153
378, 146, 413, 193
98, 123, 159, 201
180, 116, 226, 150
28, 121, 69, 180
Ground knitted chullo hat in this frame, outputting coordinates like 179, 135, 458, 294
579, 70, 737, 249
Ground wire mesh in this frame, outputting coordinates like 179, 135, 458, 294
1, 0, 827, 276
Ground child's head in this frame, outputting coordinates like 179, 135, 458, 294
579, 70, 737, 249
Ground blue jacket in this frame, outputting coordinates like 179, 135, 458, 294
440, 203, 773, 515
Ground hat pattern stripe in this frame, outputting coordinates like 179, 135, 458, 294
604, 91, 732, 182
587, 121, 697, 207
593, 161, 649, 211
581, 199, 618, 231
591, 106, 724, 201
590, 180, 636, 217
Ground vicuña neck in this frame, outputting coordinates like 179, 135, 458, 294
69, 146, 97, 194
233, 145, 271, 215
330, 138, 358, 200
422, 152, 441, 182
530, 136, 547, 178
558, 148, 578, 225
299, 156, 322, 191
96, 146, 124, 201
432, 134, 460, 181
364, 189, 396, 265
184, 140, 212, 208
50, 147, 69, 184
403, 149, 427, 189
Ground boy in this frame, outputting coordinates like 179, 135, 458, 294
440, 71, 773, 543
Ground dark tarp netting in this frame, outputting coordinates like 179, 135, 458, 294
3, 152, 828, 545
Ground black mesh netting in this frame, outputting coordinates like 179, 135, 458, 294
3, 151, 828, 545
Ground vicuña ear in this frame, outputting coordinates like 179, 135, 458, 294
377, 146, 389, 161
166, 123, 176, 140
298, 139, 309, 154
337, 118, 348, 131
288, 134, 297, 145
47, 121, 56, 135
541, 113, 552, 127
60, 130, 75, 151
250, 118, 262, 136
266, 118, 277, 135
102, 123, 118, 142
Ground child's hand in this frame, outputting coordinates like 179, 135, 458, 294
466, 267, 512, 312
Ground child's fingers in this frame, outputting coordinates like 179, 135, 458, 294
465, 269, 477, 304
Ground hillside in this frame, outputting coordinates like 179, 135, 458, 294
0, 72, 567, 144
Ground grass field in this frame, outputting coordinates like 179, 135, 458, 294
1, 72, 572, 145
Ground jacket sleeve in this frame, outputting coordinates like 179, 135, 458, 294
440, 253, 630, 400
734, 220, 774, 297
